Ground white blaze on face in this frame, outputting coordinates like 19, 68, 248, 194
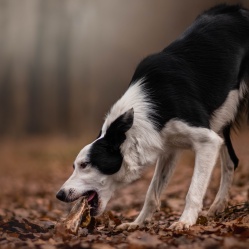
60, 142, 118, 215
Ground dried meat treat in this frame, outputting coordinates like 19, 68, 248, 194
59, 197, 91, 235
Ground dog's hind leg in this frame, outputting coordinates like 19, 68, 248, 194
207, 144, 234, 216
208, 124, 238, 216
116, 151, 179, 231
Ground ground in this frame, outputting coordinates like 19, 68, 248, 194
0, 129, 249, 249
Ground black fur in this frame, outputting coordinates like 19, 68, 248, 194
89, 109, 134, 174
129, 4, 249, 169
131, 4, 249, 131
91, 4, 249, 174
223, 125, 239, 169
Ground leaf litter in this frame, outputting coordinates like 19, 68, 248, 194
0, 137, 249, 249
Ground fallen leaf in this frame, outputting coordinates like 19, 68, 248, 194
196, 215, 208, 226
127, 231, 161, 249
108, 211, 122, 226
223, 237, 248, 249
92, 243, 116, 249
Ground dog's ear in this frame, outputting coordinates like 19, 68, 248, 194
105, 108, 134, 149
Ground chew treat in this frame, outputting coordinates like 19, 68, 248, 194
62, 197, 91, 234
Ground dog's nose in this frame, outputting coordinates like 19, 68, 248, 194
56, 189, 66, 201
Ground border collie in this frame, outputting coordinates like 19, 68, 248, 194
56, 4, 249, 230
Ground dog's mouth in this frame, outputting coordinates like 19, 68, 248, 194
82, 190, 99, 216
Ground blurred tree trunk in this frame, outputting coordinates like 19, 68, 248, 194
0, 0, 246, 137
56, 0, 70, 134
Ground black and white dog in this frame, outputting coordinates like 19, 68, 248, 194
56, 4, 249, 230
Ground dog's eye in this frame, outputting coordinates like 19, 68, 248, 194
80, 162, 88, 169
73, 164, 75, 170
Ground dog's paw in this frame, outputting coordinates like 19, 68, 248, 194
169, 221, 191, 231
207, 200, 228, 217
116, 222, 141, 231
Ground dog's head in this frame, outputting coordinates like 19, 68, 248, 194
56, 109, 134, 216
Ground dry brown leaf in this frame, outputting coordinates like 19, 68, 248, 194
196, 215, 208, 226
127, 231, 161, 249
92, 243, 116, 249
107, 211, 122, 226
232, 223, 249, 238
223, 237, 248, 249
2, 137, 249, 249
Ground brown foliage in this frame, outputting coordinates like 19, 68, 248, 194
0, 136, 249, 248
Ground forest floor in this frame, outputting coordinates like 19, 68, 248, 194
0, 130, 249, 249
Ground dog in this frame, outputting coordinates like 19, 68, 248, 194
56, 4, 249, 230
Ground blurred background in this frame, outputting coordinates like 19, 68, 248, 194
1, 0, 249, 138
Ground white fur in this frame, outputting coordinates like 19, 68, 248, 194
206, 81, 248, 216
60, 143, 115, 215
118, 151, 180, 230
59, 81, 164, 215
163, 120, 223, 229
58, 79, 247, 230
208, 144, 234, 216
103, 80, 163, 183
210, 81, 248, 133
118, 119, 223, 230
210, 90, 240, 133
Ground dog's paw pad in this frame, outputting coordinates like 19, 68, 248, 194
169, 221, 191, 231
116, 222, 140, 231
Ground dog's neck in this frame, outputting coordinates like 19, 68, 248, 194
103, 80, 163, 183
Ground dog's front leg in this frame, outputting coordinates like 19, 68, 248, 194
117, 151, 178, 231
170, 131, 223, 230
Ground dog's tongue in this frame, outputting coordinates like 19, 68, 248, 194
87, 191, 96, 202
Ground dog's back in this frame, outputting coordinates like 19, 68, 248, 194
130, 4, 249, 135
